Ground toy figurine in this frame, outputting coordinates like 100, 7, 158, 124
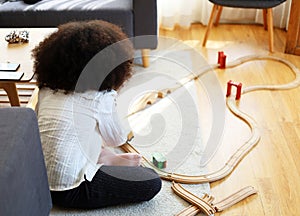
5, 30, 29, 44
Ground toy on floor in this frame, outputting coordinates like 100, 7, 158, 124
152, 152, 167, 169
218, 51, 227, 69
172, 182, 257, 216
226, 80, 243, 100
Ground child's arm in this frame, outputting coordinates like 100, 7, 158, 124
95, 91, 142, 166
96, 91, 127, 147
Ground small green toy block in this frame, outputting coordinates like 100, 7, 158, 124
152, 152, 167, 169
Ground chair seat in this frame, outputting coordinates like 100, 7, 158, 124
209, 0, 286, 9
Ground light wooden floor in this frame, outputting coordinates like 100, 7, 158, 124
1, 24, 299, 215
160, 24, 300, 215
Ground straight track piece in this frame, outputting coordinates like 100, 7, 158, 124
172, 182, 257, 216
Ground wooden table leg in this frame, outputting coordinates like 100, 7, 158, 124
141, 49, 150, 68
0, 82, 21, 106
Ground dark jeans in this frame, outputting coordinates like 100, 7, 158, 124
50, 166, 162, 209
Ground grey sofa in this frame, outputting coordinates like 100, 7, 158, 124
0, 0, 157, 67
0, 108, 52, 216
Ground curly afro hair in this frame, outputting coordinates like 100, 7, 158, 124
32, 20, 134, 93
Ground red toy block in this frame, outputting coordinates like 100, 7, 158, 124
219, 54, 227, 69
226, 80, 232, 97
218, 51, 224, 64
226, 80, 243, 100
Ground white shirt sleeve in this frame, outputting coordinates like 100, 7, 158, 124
95, 90, 127, 147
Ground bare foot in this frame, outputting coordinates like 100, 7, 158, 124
98, 148, 142, 166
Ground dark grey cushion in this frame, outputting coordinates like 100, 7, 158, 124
0, 108, 52, 216
0, 0, 134, 37
23, 0, 42, 4
209, 0, 286, 9
0, 0, 158, 49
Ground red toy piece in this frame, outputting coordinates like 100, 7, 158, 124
226, 80, 242, 100
218, 51, 224, 64
219, 54, 227, 69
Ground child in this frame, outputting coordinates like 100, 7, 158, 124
33, 20, 161, 209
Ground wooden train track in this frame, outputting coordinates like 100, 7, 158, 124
171, 182, 257, 216
121, 54, 300, 184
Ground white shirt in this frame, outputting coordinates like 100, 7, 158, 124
37, 88, 127, 191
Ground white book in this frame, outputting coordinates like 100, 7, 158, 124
0, 72, 24, 81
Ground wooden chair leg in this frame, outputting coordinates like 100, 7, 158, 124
202, 4, 219, 46
263, 9, 268, 30
141, 49, 149, 67
214, 6, 223, 26
26, 86, 39, 111
0, 82, 20, 106
267, 8, 274, 52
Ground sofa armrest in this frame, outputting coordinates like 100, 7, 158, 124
0, 108, 52, 216
133, 0, 158, 49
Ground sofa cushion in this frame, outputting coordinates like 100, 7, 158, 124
0, 108, 52, 216
23, 0, 42, 5
0, 0, 134, 37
